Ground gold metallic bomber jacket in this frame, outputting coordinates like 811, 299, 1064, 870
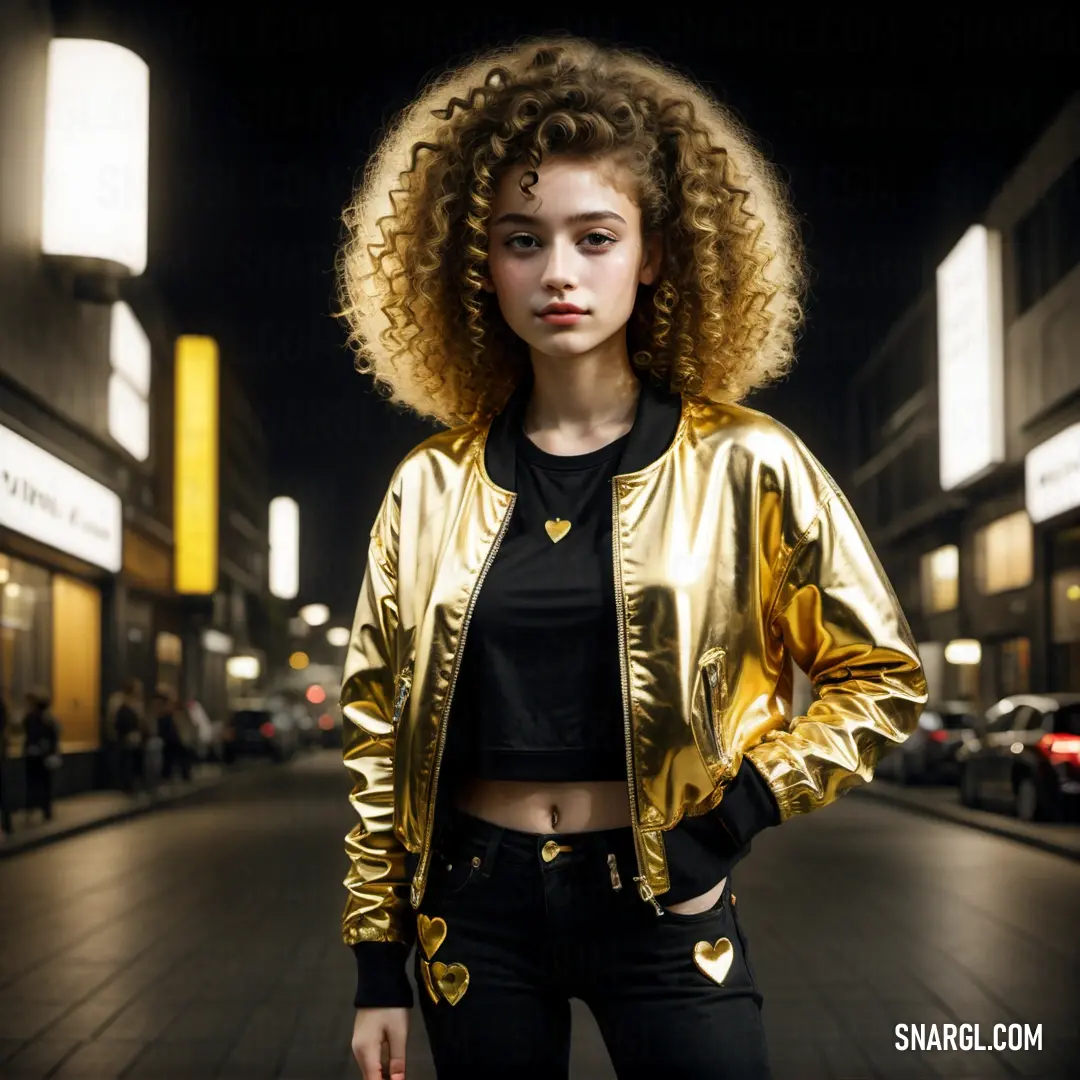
341, 371, 928, 950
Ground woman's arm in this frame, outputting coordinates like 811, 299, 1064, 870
341, 470, 416, 1008
698, 444, 927, 853
744, 476, 928, 823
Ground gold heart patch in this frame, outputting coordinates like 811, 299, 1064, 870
418, 915, 447, 960
544, 518, 571, 543
430, 960, 470, 1005
693, 937, 734, 986
419, 958, 440, 1004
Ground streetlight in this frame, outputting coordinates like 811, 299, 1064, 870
326, 626, 350, 647
226, 655, 261, 680
299, 603, 330, 627
944, 639, 981, 666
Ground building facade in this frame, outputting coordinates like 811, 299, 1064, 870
1, 1, 272, 800
850, 93, 1080, 709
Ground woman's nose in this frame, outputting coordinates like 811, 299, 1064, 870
540, 242, 578, 291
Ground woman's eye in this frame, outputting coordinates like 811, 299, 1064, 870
504, 232, 616, 251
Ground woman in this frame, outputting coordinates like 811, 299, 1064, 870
335, 36, 926, 1080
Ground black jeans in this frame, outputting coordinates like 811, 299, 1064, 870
415, 805, 771, 1079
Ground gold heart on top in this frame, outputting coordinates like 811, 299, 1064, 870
430, 960, 470, 1005
545, 518, 571, 543
692, 937, 734, 986
417, 914, 448, 960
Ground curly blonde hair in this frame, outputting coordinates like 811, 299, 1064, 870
335, 35, 807, 428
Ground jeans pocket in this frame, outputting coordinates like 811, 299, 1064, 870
659, 878, 729, 923
431, 846, 483, 903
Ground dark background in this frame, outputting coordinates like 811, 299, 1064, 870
49, 2, 1080, 614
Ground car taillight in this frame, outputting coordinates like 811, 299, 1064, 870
259, 721, 275, 739
928, 729, 949, 743
1037, 733, 1080, 767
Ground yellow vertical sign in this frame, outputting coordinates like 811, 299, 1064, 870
174, 335, 219, 594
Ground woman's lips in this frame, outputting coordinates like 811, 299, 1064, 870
539, 311, 586, 325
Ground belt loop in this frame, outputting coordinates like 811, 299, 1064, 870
479, 825, 504, 877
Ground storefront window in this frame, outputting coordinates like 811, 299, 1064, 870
999, 637, 1031, 697
974, 510, 1033, 595
155, 632, 183, 696
920, 545, 959, 614
0, 554, 52, 737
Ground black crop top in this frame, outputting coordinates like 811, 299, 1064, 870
443, 423, 631, 781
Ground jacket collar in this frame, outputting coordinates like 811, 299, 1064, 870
483, 366, 685, 492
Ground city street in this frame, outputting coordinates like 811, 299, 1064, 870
0, 752, 1077, 1080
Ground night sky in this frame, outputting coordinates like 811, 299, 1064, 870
49, 3, 1080, 616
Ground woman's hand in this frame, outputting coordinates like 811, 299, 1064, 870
352, 1007, 409, 1079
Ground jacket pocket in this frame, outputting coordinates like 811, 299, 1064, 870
694, 646, 732, 776
390, 659, 414, 736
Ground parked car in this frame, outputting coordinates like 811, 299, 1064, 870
875, 700, 979, 785
223, 708, 301, 763
956, 693, 1080, 822
318, 709, 342, 749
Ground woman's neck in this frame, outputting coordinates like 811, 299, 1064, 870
523, 353, 640, 443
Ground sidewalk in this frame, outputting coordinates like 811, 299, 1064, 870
853, 777, 1080, 860
0, 757, 272, 859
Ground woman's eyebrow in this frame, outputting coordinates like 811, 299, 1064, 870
490, 210, 627, 228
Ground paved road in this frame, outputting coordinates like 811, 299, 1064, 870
0, 751, 1076, 1079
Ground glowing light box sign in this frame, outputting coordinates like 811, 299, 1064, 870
269, 496, 299, 599
0, 424, 122, 571
42, 39, 149, 273
174, 336, 219, 594
1026, 422, 1080, 525
936, 225, 1006, 491
107, 302, 151, 461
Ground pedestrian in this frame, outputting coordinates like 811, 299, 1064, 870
154, 687, 190, 783
106, 677, 146, 793
334, 36, 928, 1080
171, 697, 196, 781
22, 690, 61, 822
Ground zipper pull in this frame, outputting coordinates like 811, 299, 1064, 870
634, 875, 664, 916
607, 853, 623, 891
391, 662, 413, 727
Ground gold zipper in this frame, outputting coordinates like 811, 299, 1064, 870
611, 479, 663, 917
410, 494, 517, 909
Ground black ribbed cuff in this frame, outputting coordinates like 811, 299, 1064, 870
711, 757, 781, 847
351, 941, 414, 1009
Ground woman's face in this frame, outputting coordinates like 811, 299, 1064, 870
484, 155, 660, 362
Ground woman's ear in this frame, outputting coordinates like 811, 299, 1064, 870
480, 277, 496, 294
639, 233, 663, 286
